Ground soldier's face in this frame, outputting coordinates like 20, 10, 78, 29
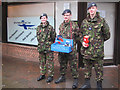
63, 13, 71, 22
88, 6, 97, 15
40, 16, 48, 23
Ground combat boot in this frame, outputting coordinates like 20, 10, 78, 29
55, 75, 66, 84
97, 81, 102, 90
72, 78, 78, 89
79, 78, 91, 90
46, 76, 53, 83
37, 75, 45, 81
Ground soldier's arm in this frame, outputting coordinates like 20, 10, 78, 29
36, 26, 40, 42
53, 28, 56, 42
50, 26, 56, 43
102, 19, 110, 41
79, 21, 84, 43
73, 22, 80, 42
59, 24, 62, 35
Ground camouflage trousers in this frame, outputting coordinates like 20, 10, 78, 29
58, 52, 79, 79
83, 58, 104, 81
39, 52, 54, 77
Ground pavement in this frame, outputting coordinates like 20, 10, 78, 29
2, 55, 120, 90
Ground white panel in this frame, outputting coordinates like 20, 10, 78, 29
97, 3, 115, 59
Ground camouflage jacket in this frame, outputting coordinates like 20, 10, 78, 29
80, 12, 110, 60
59, 20, 80, 53
36, 21, 56, 53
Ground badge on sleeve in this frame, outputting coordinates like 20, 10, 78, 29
88, 27, 92, 30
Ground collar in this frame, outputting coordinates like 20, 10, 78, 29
86, 12, 100, 22
63, 20, 71, 27
40, 21, 49, 28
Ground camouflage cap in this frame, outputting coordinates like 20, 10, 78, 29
40, 13, 48, 19
62, 9, 72, 15
87, 2, 97, 10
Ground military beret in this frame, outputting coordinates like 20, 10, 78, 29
62, 9, 72, 15
40, 13, 48, 19
87, 2, 97, 10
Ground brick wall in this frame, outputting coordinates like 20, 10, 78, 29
2, 43, 59, 66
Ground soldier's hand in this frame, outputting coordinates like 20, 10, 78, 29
82, 42, 89, 48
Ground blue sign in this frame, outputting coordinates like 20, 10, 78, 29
18, 20, 35, 30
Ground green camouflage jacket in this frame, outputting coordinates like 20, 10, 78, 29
80, 12, 110, 60
36, 21, 56, 53
59, 20, 80, 53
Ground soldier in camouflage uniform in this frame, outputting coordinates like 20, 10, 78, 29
79, 3, 110, 90
36, 13, 56, 83
54, 9, 79, 89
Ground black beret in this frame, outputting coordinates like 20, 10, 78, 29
87, 2, 97, 10
40, 13, 48, 19
62, 9, 72, 15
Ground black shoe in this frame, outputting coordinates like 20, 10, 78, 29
37, 75, 45, 81
55, 75, 66, 84
46, 76, 53, 83
97, 81, 102, 90
72, 78, 78, 89
79, 78, 91, 90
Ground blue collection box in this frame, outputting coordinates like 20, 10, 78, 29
51, 38, 73, 53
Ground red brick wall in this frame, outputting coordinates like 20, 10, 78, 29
2, 43, 60, 66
